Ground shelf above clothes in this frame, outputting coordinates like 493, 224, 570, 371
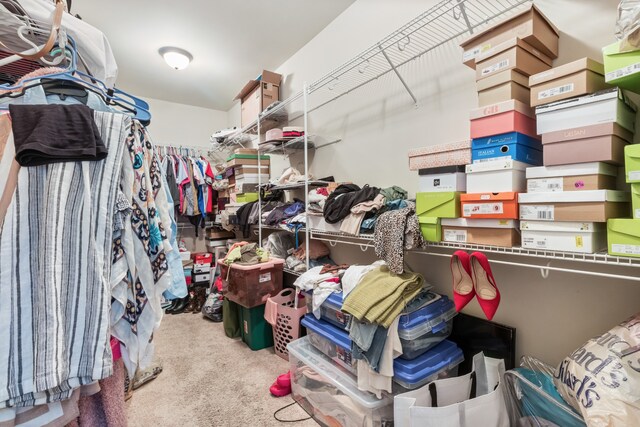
261, 181, 332, 191
258, 135, 342, 155
283, 267, 303, 277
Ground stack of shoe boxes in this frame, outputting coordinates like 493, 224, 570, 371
518, 59, 634, 254
409, 141, 471, 242
226, 148, 270, 204
444, 6, 559, 248
608, 139, 640, 257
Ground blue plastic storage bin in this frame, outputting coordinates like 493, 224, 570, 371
305, 291, 457, 361
393, 340, 464, 390
397, 294, 457, 360
301, 315, 356, 374
304, 292, 352, 330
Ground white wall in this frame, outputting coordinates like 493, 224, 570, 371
146, 97, 228, 148
261, 0, 639, 366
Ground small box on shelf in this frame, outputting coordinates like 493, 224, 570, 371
441, 218, 520, 247
607, 219, 640, 257
419, 217, 441, 242
475, 38, 553, 81
460, 4, 559, 69
416, 192, 462, 219
518, 190, 630, 222
460, 192, 519, 219
520, 221, 607, 253
529, 57, 609, 108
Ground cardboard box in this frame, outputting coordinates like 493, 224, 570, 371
527, 162, 619, 193
416, 192, 462, 219
193, 272, 211, 283
625, 144, 640, 183
465, 158, 528, 193
460, 4, 559, 68
236, 193, 258, 203
535, 89, 636, 134
543, 137, 629, 167
234, 165, 270, 176
419, 217, 441, 242
441, 218, 520, 247
193, 263, 212, 274
475, 38, 553, 81
603, 40, 640, 91
518, 190, 630, 222
408, 141, 471, 171
520, 221, 607, 253
419, 172, 466, 192
234, 148, 259, 155
472, 142, 542, 165
608, 219, 640, 257
633, 184, 640, 219
206, 229, 236, 240
470, 99, 537, 139
477, 70, 530, 107
226, 154, 271, 168
461, 192, 519, 219
234, 70, 281, 127
418, 165, 466, 175
529, 58, 610, 107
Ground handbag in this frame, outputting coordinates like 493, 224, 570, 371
394, 352, 509, 427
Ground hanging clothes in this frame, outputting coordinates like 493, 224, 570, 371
0, 109, 130, 408
110, 121, 173, 379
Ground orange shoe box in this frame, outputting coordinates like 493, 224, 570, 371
461, 192, 519, 219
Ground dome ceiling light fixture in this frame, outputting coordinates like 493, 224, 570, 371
159, 47, 193, 70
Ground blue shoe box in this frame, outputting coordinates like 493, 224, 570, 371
472, 132, 543, 165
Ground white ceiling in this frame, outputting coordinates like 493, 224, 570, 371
72, 0, 355, 111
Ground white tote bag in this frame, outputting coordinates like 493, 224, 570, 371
394, 352, 509, 427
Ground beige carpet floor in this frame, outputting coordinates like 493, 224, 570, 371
127, 312, 318, 426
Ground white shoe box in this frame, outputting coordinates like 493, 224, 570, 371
419, 172, 467, 192
194, 263, 211, 274
520, 221, 607, 253
465, 159, 527, 193
535, 88, 636, 134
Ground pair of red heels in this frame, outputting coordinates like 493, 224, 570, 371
450, 251, 500, 320
270, 371, 291, 397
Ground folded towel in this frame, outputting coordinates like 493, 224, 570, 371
342, 266, 424, 328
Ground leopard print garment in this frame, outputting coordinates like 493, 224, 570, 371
373, 204, 424, 274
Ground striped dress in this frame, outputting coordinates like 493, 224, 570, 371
0, 111, 130, 408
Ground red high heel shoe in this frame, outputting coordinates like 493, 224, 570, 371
451, 250, 475, 312
469, 252, 500, 320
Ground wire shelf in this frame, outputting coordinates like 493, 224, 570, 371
309, 229, 640, 269
261, 181, 331, 191
283, 267, 303, 277
304, 0, 530, 111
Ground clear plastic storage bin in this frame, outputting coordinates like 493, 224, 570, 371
305, 290, 457, 360
301, 315, 356, 375
393, 339, 464, 390
218, 258, 284, 308
397, 293, 457, 360
304, 291, 352, 330
288, 336, 394, 427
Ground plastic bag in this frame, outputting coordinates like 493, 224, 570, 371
262, 231, 296, 259
552, 313, 640, 426
504, 356, 585, 427
617, 0, 640, 50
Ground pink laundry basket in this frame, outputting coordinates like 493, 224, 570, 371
265, 289, 307, 360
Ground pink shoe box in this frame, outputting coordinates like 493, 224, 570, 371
470, 99, 537, 140
408, 140, 472, 171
